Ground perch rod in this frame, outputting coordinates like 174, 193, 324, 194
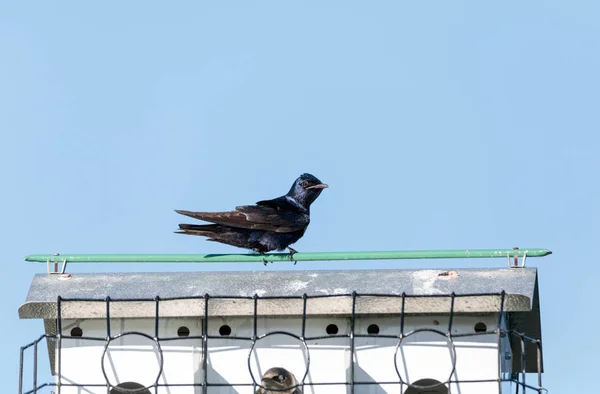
25, 248, 552, 263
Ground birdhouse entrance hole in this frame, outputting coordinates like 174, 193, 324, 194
110, 382, 151, 394
404, 378, 448, 394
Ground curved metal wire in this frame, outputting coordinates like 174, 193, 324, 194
247, 330, 310, 393
393, 327, 457, 391
100, 331, 164, 394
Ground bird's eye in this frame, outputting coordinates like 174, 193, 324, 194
277, 375, 285, 382
301, 181, 309, 188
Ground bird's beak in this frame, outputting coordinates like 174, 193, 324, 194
307, 183, 328, 190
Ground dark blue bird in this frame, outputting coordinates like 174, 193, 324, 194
175, 173, 328, 261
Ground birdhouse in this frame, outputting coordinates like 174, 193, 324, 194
18, 251, 545, 394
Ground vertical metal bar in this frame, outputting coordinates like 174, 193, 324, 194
202, 294, 209, 394
33, 341, 38, 394
498, 291, 506, 326
447, 293, 456, 393
155, 296, 160, 394
57, 297, 62, 394
154, 296, 160, 338
301, 294, 308, 391
350, 292, 357, 394
19, 347, 24, 394
521, 336, 527, 393
497, 291, 506, 393
301, 294, 307, 339
105, 296, 111, 339
253, 294, 258, 340
447, 293, 456, 333
536, 339, 543, 392
398, 293, 406, 393
105, 296, 111, 394
400, 292, 406, 336
251, 294, 259, 394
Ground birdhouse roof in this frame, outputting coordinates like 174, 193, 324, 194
19, 267, 539, 320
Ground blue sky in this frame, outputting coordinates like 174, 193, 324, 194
1, 1, 598, 392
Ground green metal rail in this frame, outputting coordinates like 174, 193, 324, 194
25, 248, 552, 263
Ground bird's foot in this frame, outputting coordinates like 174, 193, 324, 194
259, 253, 270, 266
253, 249, 270, 266
287, 247, 298, 265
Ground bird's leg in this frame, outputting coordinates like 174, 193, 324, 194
259, 252, 269, 266
287, 247, 298, 265
253, 248, 270, 266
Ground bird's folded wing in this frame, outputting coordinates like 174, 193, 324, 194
175, 206, 309, 233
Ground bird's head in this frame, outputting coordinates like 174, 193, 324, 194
260, 367, 298, 393
287, 173, 328, 208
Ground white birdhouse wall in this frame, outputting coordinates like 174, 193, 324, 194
57, 314, 509, 394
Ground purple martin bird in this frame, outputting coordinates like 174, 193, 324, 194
256, 367, 302, 394
175, 173, 327, 262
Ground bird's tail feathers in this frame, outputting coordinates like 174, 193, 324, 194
175, 223, 221, 237
175, 209, 216, 221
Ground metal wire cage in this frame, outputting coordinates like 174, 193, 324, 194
18, 269, 546, 394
